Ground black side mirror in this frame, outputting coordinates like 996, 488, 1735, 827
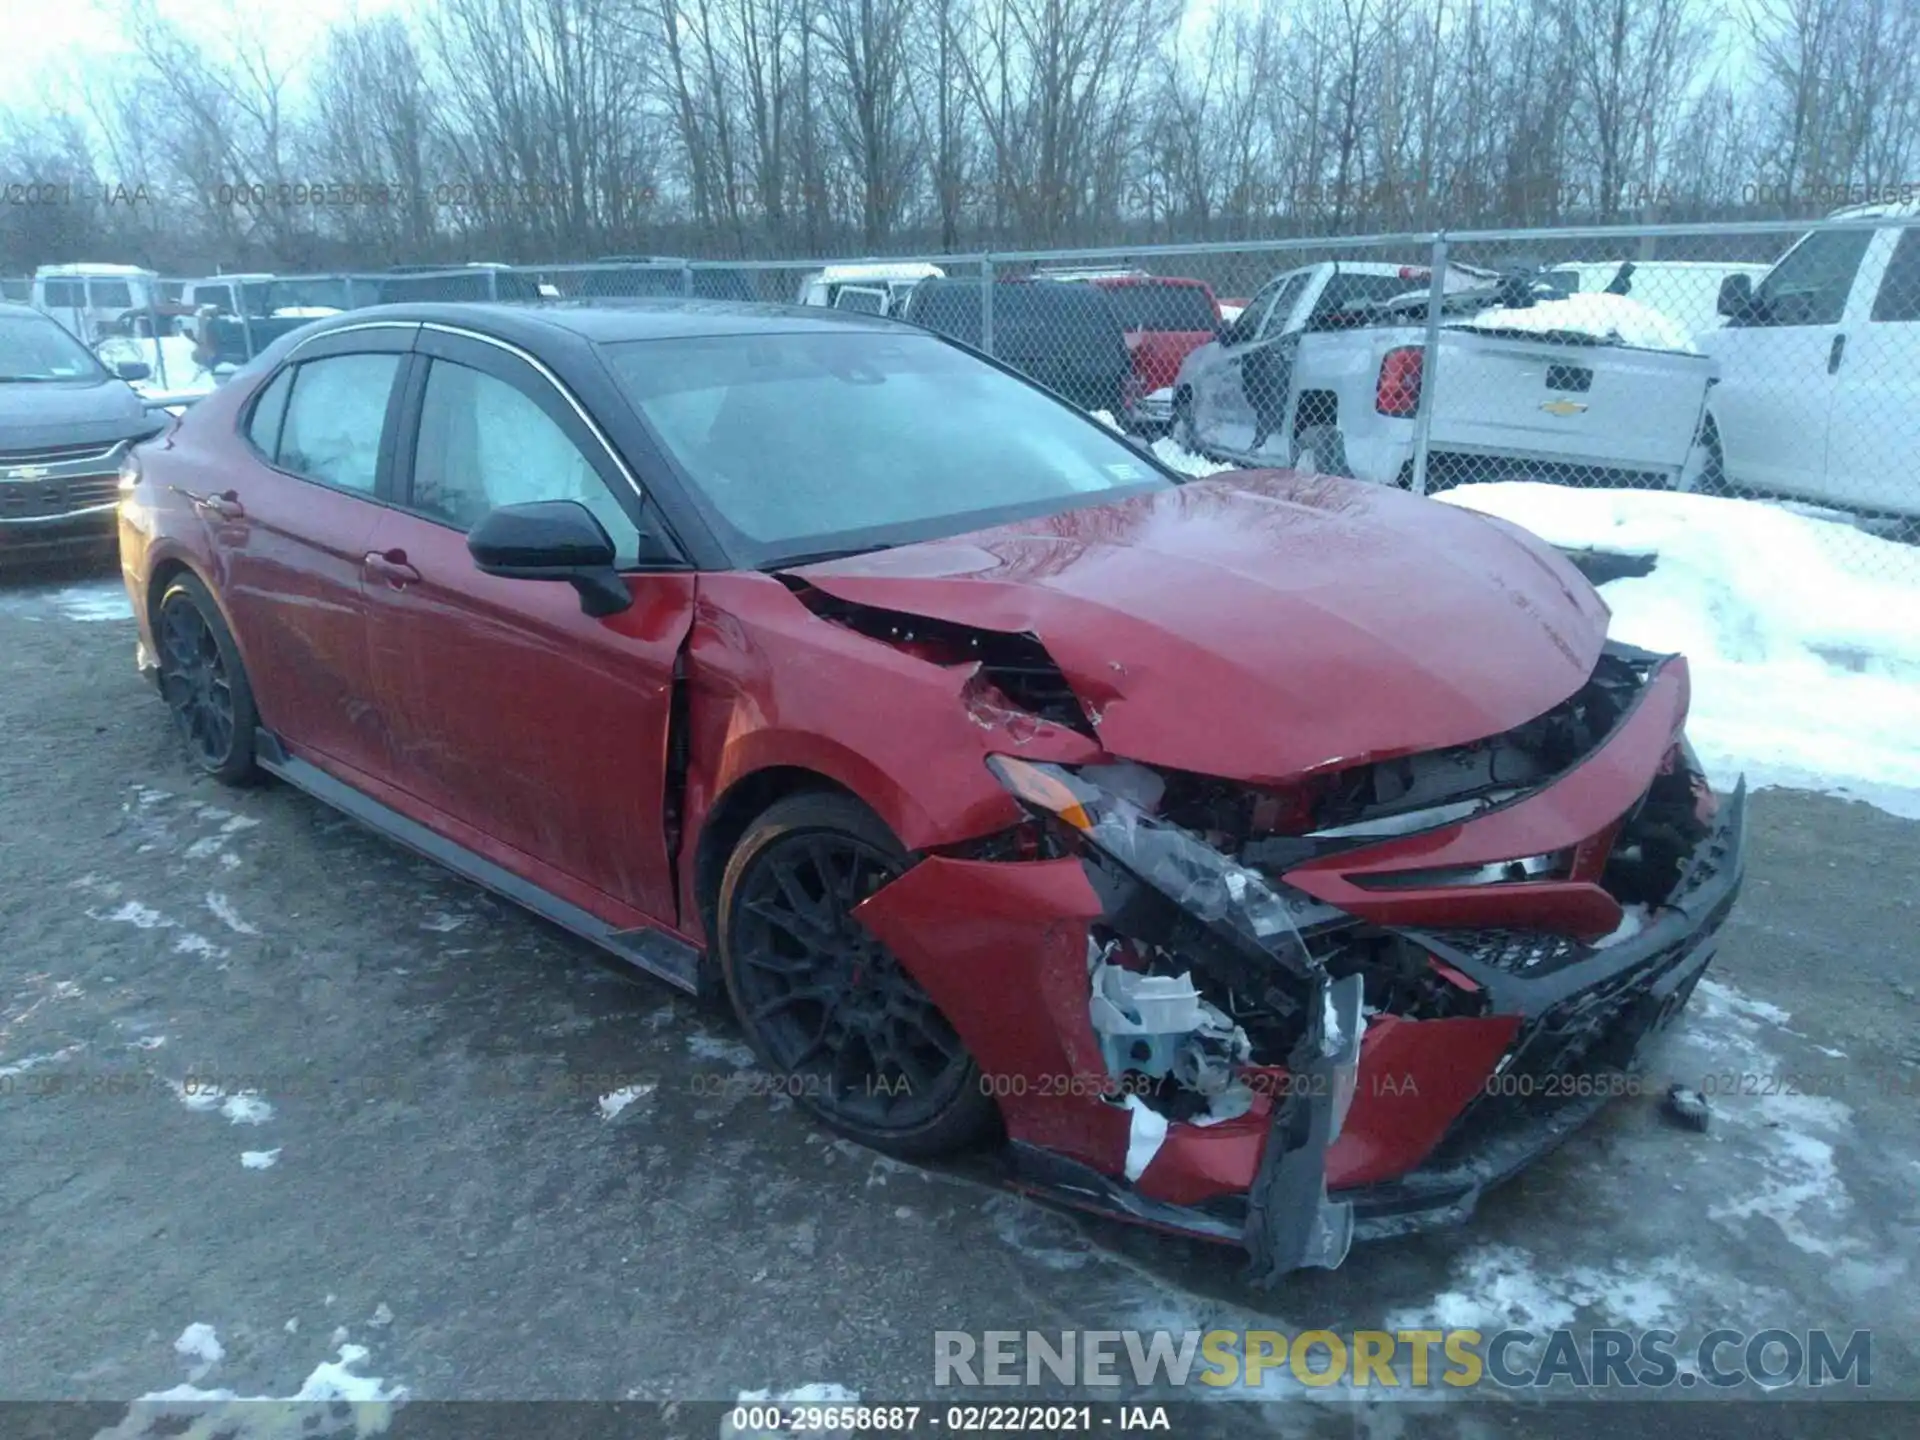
1717, 273, 1754, 320
115, 360, 152, 381
467, 500, 632, 617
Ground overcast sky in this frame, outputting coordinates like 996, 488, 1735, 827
0, 0, 412, 109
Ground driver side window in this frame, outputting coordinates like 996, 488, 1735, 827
409, 360, 644, 566
1751, 228, 1873, 327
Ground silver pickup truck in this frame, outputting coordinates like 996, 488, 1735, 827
1172, 261, 1719, 492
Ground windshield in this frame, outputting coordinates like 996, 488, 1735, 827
0, 312, 107, 381
602, 330, 1176, 566
1098, 282, 1217, 331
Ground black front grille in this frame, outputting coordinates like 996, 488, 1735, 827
1437, 928, 1590, 976
0, 476, 121, 519
0, 440, 120, 468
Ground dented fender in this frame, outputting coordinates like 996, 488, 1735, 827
853, 855, 1132, 1173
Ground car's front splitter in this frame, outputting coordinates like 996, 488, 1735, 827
853, 779, 1748, 1281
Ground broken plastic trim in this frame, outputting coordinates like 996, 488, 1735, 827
784, 580, 1096, 735
1243, 972, 1367, 1280
988, 753, 1373, 1281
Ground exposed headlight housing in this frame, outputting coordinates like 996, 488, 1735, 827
986, 754, 1347, 980
117, 448, 141, 495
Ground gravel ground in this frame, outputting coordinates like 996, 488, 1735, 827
2, 557, 1917, 1439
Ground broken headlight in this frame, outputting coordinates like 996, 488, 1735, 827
986, 755, 1348, 982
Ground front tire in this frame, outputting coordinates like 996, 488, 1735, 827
154, 573, 260, 785
716, 792, 997, 1159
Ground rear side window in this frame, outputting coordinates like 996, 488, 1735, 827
247, 369, 295, 457
909, 283, 981, 342
277, 354, 401, 493
91, 280, 134, 308
1311, 273, 1430, 321
1098, 283, 1217, 331
42, 279, 84, 307
1870, 230, 1920, 323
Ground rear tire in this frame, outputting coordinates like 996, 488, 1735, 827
716, 792, 998, 1160
153, 573, 259, 786
1677, 416, 1732, 496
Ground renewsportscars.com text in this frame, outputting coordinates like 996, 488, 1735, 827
933, 1328, 1872, 1391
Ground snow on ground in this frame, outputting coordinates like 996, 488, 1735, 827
93, 1338, 406, 1440
1439, 482, 1920, 817
1456, 291, 1697, 352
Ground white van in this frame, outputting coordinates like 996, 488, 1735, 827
796, 262, 945, 315
1693, 203, 1920, 515
31, 263, 162, 343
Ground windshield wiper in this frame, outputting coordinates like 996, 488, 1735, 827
769, 542, 893, 570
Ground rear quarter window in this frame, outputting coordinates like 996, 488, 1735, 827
246, 369, 295, 458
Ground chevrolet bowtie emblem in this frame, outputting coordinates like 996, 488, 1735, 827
1539, 399, 1588, 417
3, 465, 52, 481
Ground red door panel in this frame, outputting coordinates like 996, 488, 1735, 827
208, 342, 412, 779
360, 514, 694, 922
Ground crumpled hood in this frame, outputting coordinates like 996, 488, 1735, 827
792, 472, 1612, 783
0, 378, 156, 452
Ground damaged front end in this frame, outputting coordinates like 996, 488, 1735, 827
854, 643, 1747, 1284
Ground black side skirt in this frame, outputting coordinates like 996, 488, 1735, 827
254, 727, 701, 993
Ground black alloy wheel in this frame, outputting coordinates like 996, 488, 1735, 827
717, 793, 996, 1158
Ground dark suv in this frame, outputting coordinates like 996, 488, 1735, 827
899, 278, 1133, 415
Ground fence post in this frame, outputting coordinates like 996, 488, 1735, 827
681, 260, 695, 298
238, 305, 257, 368
148, 295, 169, 389
980, 254, 996, 357
1408, 232, 1447, 497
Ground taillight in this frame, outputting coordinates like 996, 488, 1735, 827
1397, 266, 1431, 281
1376, 346, 1424, 416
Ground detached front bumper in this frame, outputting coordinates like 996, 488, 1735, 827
855, 768, 1747, 1282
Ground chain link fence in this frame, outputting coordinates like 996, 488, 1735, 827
11, 214, 1919, 558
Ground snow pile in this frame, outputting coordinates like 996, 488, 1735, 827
93, 1339, 405, 1440
1457, 292, 1696, 353
1441, 482, 1920, 817
1149, 435, 1234, 478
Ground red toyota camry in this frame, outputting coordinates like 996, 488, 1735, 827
117, 301, 1745, 1280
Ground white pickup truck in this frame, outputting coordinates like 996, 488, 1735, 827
1172, 261, 1718, 492
1693, 203, 1920, 517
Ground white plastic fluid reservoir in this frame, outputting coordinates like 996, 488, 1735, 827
1088, 963, 1206, 1077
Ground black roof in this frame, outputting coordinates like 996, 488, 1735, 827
302, 299, 897, 345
